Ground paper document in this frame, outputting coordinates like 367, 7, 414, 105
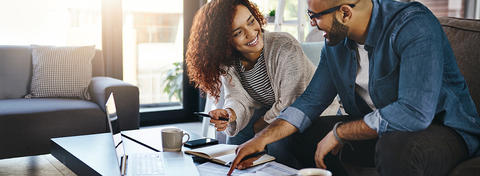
247, 161, 298, 175
197, 162, 253, 176
197, 161, 298, 176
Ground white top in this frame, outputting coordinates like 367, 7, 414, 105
355, 44, 376, 110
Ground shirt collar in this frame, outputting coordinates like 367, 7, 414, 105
364, 0, 381, 49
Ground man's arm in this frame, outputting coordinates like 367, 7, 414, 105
255, 119, 298, 144
362, 14, 445, 136
337, 120, 378, 140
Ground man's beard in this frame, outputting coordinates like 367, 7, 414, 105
325, 16, 349, 46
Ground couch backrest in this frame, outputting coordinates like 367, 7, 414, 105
301, 42, 325, 66
0, 45, 105, 99
439, 17, 480, 112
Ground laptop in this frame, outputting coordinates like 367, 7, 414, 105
105, 93, 199, 176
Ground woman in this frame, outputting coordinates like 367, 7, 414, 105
186, 0, 315, 145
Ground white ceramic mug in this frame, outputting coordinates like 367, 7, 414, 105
297, 168, 332, 176
161, 127, 190, 152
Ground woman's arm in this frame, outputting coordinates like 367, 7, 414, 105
221, 68, 260, 136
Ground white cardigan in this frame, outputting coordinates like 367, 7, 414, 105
221, 31, 316, 136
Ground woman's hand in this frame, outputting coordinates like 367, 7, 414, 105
209, 108, 236, 131
253, 118, 269, 134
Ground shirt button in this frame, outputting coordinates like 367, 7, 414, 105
349, 85, 353, 88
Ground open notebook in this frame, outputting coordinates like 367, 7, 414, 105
185, 144, 275, 166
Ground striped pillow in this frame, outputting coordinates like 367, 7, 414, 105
25, 45, 95, 100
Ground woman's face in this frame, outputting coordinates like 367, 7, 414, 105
231, 5, 263, 58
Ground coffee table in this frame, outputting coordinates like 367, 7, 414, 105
50, 127, 201, 176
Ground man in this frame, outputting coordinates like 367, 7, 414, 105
228, 0, 480, 175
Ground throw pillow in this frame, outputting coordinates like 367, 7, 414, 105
25, 45, 95, 100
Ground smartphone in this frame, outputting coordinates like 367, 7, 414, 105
184, 138, 219, 148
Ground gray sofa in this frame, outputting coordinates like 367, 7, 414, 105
0, 45, 140, 159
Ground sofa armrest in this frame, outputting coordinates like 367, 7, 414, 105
89, 76, 139, 130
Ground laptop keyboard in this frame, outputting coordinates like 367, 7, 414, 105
129, 153, 165, 175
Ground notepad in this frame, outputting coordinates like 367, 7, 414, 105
185, 144, 275, 166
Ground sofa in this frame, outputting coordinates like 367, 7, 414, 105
0, 45, 140, 159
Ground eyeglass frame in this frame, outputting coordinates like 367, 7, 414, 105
307, 4, 356, 20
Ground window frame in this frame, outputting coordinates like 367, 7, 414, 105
102, 0, 207, 126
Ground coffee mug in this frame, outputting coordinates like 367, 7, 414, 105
297, 168, 332, 176
161, 127, 190, 152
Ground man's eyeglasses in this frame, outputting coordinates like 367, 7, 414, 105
307, 4, 355, 19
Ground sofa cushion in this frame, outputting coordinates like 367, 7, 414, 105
0, 98, 103, 115
0, 98, 107, 158
0, 46, 32, 99
26, 45, 95, 100
300, 42, 324, 66
0, 46, 104, 100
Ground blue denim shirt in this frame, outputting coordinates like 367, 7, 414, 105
279, 0, 480, 156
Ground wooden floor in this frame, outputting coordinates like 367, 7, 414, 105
0, 122, 203, 176
0, 154, 76, 176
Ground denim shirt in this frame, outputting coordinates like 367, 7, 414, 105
278, 0, 480, 156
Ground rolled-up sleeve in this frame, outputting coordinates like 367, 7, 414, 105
278, 107, 312, 132
363, 109, 389, 135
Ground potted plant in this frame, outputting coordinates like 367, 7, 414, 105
163, 62, 183, 102
267, 9, 275, 23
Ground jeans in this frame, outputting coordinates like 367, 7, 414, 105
268, 116, 468, 176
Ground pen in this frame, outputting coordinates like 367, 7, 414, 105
193, 112, 229, 121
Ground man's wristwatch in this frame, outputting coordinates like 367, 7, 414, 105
333, 121, 345, 145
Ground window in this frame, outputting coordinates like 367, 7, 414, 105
122, 0, 184, 110
415, 0, 465, 18
0, 0, 102, 48
413, 0, 480, 19
251, 0, 309, 41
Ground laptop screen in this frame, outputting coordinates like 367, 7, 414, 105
105, 93, 126, 168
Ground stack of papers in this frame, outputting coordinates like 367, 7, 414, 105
197, 161, 298, 176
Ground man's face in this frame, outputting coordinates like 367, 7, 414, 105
327, 16, 349, 46
308, 0, 349, 46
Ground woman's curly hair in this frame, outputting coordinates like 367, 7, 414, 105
186, 0, 265, 101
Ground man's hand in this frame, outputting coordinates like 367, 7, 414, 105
209, 108, 236, 131
227, 138, 266, 175
227, 119, 298, 175
314, 131, 342, 169
314, 120, 378, 169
